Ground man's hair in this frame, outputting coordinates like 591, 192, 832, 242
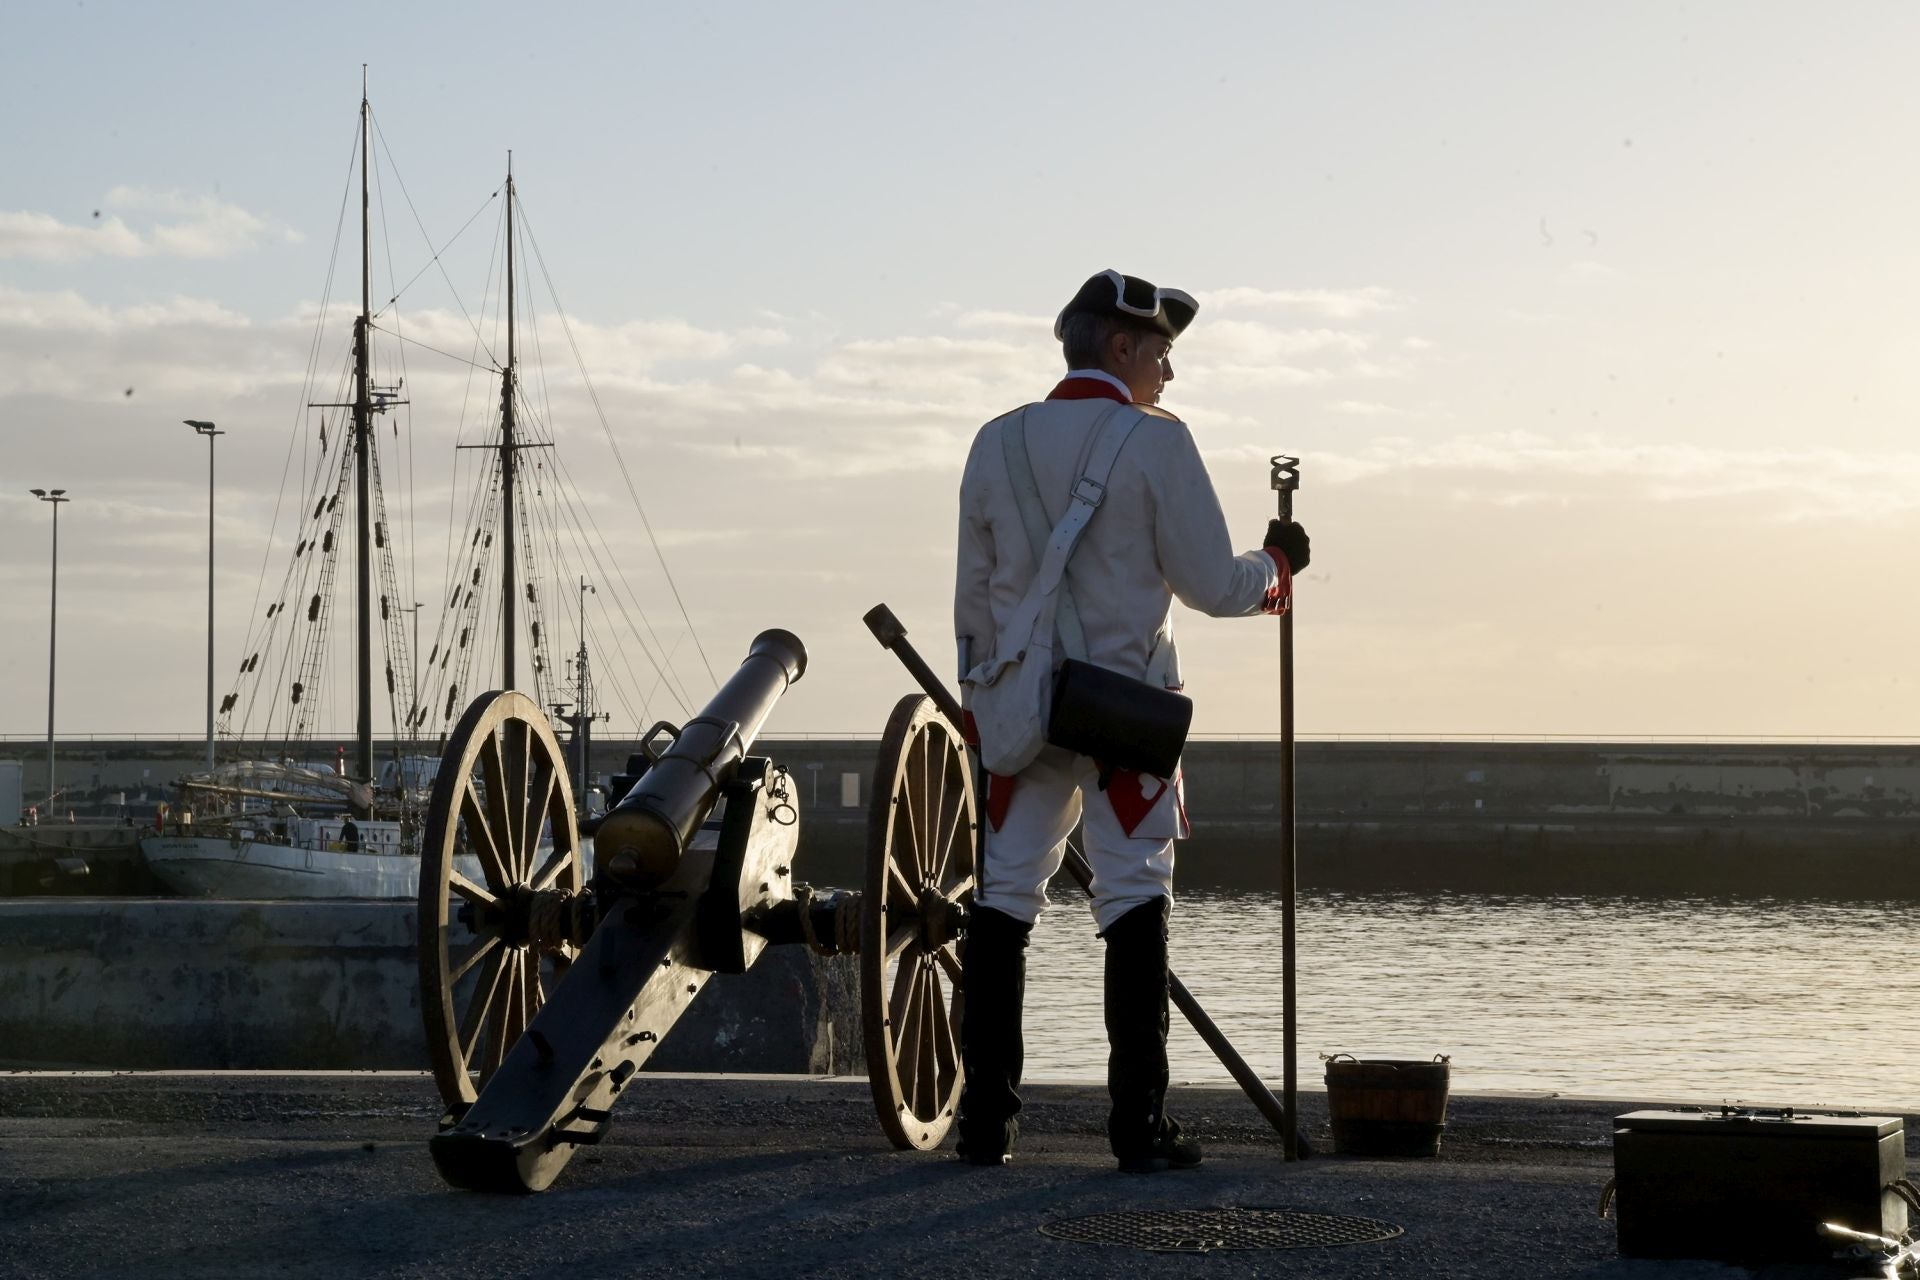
1060, 311, 1158, 370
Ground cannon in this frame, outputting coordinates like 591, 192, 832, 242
419, 613, 1305, 1193
417, 627, 976, 1191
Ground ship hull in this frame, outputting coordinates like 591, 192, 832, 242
140, 835, 483, 900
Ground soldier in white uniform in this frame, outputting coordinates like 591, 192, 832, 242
953, 270, 1310, 1172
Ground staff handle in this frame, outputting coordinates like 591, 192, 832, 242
1270, 454, 1301, 1162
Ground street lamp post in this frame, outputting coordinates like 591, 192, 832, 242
29, 488, 70, 812
185, 421, 223, 772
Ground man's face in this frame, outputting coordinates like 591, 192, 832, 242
1108, 329, 1175, 404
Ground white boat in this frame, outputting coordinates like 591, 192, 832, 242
141, 754, 441, 899
142, 819, 483, 898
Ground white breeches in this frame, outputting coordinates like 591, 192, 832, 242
973, 746, 1182, 934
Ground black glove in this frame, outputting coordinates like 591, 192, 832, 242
1264, 519, 1311, 573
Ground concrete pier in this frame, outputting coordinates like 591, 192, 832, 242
0, 1073, 1912, 1278
0, 900, 862, 1074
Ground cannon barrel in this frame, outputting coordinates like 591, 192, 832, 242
594, 628, 806, 887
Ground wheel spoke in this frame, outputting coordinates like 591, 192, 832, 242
521, 749, 557, 882
903, 962, 926, 1117
530, 844, 573, 892
934, 944, 963, 986
888, 953, 917, 1040
476, 736, 516, 887
941, 874, 976, 904
502, 720, 531, 881
483, 952, 519, 1078
917, 736, 940, 886
885, 923, 915, 960
916, 965, 941, 1115
459, 949, 508, 1067
929, 754, 965, 889
888, 859, 917, 904
929, 966, 958, 1083
894, 959, 924, 1084
913, 733, 932, 885
450, 934, 501, 984
448, 866, 498, 910
893, 779, 920, 887
919, 736, 939, 885
459, 789, 509, 894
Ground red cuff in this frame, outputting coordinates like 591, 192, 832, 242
1261, 546, 1293, 616
960, 709, 981, 747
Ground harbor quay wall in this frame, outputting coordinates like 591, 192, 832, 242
13, 736, 1920, 821
4, 738, 1919, 897
766, 738, 1920, 898
0, 900, 864, 1073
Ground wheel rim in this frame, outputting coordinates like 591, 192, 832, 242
418, 690, 582, 1110
862, 694, 976, 1150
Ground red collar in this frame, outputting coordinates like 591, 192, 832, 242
1046, 376, 1132, 404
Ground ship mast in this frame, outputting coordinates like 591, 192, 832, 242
500, 155, 519, 689
352, 75, 375, 794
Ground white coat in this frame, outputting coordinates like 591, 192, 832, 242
954, 394, 1281, 700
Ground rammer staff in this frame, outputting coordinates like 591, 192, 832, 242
1271, 453, 1301, 1163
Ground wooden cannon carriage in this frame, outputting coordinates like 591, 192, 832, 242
418, 608, 1302, 1193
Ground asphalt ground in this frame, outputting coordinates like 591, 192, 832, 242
0, 1074, 1914, 1279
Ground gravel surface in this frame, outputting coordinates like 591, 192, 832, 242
0, 1074, 1912, 1279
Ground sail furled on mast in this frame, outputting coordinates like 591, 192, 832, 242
227, 119, 728, 768
215, 94, 421, 766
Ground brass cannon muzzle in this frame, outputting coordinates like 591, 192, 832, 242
595, 629, 806, 889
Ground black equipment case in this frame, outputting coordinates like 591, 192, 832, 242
1612, 1107, 1908, 1263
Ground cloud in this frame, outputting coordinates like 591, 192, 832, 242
1169, 316, 1410, 393
0, 286, 252, 333
0, 188, 300, 261
5, 276, 1917, 740
1189, 320, 1372, 362
504, 315, 789, 371
1316, 431, 1920, 521
1198, 286, 1409, 319
952, 309, 1052, 335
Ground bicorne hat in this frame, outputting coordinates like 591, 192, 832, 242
1053, 269, 1199, 341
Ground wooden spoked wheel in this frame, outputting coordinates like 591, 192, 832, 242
419, 690, 583, 1111
862, 694, 977, 1150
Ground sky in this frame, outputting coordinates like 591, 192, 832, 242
2, 1, 1918, 742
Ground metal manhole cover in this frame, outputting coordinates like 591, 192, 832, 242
1040, 1206, 1403, 1254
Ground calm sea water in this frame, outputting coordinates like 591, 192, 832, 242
1019, 889, 1920, 1111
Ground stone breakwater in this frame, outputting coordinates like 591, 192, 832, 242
6, 738, 1919, 897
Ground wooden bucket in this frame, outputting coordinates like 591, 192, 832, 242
1324, 1054, 1451, 1157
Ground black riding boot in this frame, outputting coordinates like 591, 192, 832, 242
1103, 897, 1202, 1172
956, 905, 1032, 1165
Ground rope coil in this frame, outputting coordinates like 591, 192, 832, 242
527, 887, 579, 955
796, 885, 862, 957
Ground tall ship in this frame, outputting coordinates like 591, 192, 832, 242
144, 85, 711, 897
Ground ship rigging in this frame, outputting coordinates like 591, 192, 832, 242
146, 79, 715, 896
